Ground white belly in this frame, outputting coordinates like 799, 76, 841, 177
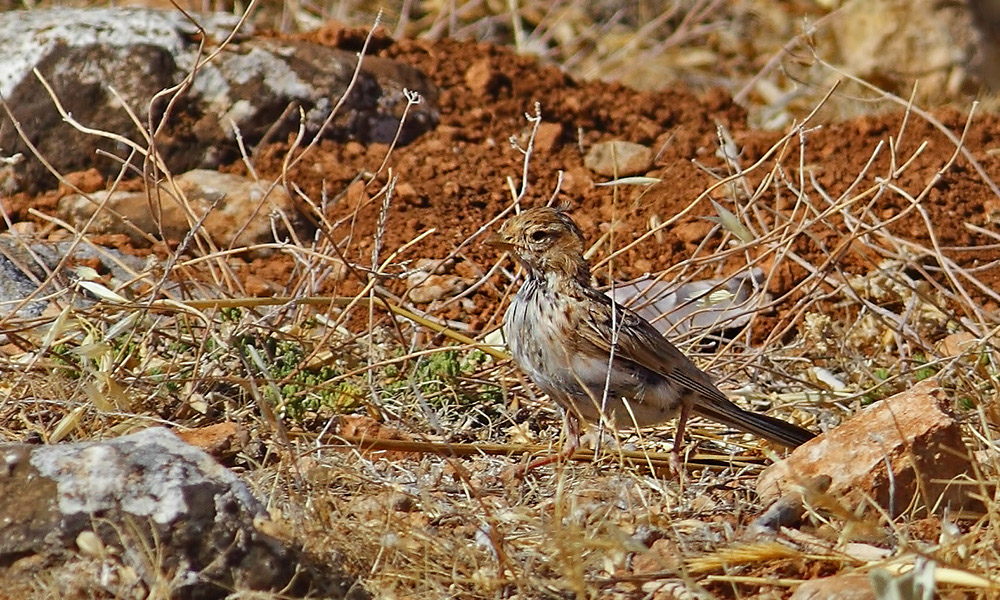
504, 284, 683, 428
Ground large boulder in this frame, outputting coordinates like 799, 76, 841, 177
0, 8, 439, 192
0, 427, 361, 599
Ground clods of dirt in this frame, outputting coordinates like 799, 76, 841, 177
6, 22, 1000, 345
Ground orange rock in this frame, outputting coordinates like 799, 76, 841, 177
758, 379, 979, 517
531, 122, 563, 154
244, 273, 279, 296
338, 415, 416, 461
936, 331, 978, 358
630, 538, 682, 575
464, 58, 510, 97
58, 168, 104, 195
56, 170, 298, 256
174, 422, 248, 461
673, 218, 713, 244
790, 573, 875, 600
407, 272, 470, 303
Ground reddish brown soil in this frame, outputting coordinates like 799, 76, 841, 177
3, 26, 995, 599
282, 27, 1000, 339
10, 25, 1000, 340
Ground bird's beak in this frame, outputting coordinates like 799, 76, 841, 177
484, 233, 515, 252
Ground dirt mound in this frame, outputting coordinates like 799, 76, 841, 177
247, 28, 1000, 340
7, 24, 1000, 340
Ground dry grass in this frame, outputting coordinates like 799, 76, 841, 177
3, 2, 1000, 599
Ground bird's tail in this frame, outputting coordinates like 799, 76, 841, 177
692, 398, 815, 448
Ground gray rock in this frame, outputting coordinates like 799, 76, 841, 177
584, 140, 653, 176
0, 234, 152, 322
0, 240, 48, 319
0, 7, 439, 192
0, 428, 360, 598
58, 169, 297, 252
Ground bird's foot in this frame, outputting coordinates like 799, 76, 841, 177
668, 448, 688, 486
509, 452, 560, 479
504, 444, 577, 480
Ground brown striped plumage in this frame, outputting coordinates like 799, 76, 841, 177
489, 207, 814, 472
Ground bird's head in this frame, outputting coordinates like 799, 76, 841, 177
487, 207, 590, 281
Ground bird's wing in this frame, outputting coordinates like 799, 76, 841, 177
576, 293, 731, 404
576, 291, 816, 448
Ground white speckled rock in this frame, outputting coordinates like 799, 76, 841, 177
0, 427, 360, 598
0, 8, 236, 98
24, 428, 261, 526
0, 7, 438, 192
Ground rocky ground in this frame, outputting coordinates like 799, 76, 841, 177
2, 2, 1000, 599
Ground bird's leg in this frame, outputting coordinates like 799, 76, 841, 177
669, 400, 692, 479
564, 409, 581, 457
514, 410, 581, 477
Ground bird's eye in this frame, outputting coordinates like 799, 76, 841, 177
529, 230, 549, 242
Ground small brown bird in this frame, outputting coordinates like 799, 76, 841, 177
488, 206, 814, 472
